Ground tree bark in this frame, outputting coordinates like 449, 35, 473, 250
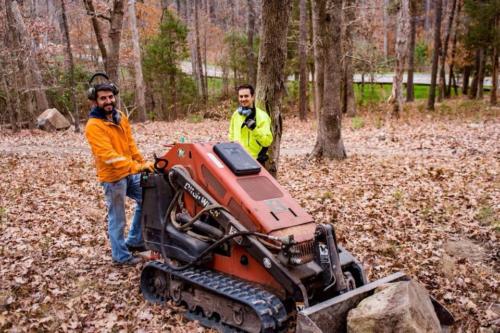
107, 0, 126, 84
60, 0, 80, 132
491, 48, 498, 106
462, 65, 471, 95
425, 0, 431, 32
246, 0, 257, 87
447, 0, 461, 97
194, 0, 207, 103
255, 0, 291, 176
8, 0, 49, 113
391, 0, 410, 117
299, 0, 308, 120
427, 0, 442, 111
83, 0, 125, 85
406, 0, 417, 102
312, 0, 325, 117
128, 0, 147, 122
438, 0, 457, 101
383, 0, 389, 60
311, 0, 346, 160
476, 47, 485, 99
342, 0, 356, 116
83, 0, 108, 69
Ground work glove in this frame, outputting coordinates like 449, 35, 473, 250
140, 161, 155, 173
243, 118, 257, 130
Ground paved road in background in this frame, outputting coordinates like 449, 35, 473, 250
180, 61, 494, 87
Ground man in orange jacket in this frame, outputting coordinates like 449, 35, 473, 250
85, 74, 153, 265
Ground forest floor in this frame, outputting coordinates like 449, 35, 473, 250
0, 98, 498, 332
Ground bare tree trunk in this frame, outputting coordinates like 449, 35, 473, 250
194, 0, 207, 103
427, 0, 442, 111
299, 0, 308, 121
255, 0, 291, 176
390, 0, 410, 117
447, 0, 461, 97
425, 0, 431, 31
438, 0, 457, 101
312, 0, 325, 117
406, 3, 416, 102
83, 0, 108, 69
492, 48, 498, 106
107, 0, 126, 84
383, 0, 389, 60
308, 0, 317, 114
60, 0, 80, 132
469, 49, 481, 99
462, 66, 471, 95
342, 0, 356, 117
476, 47, 485, 99
128, 0, 147, 122
246, 0, 257, 87
203, 5, 209, 97
8, 0, 49, 113
311, 0, 346, 160
1, 74, 18, 132
83, 0, 125, 86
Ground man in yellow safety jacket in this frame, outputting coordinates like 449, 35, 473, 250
229, 84, 273, 165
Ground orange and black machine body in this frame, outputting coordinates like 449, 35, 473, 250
139, 142, 454, 333
141, 142, 364, 299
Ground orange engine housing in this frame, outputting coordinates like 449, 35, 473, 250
159, 142, 318, 292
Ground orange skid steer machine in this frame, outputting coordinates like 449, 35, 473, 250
139, 142, 453, 332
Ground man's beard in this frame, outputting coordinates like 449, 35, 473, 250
100, 103, 115, 114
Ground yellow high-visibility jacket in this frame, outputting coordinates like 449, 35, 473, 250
228, 107, 273, 159
85, 108, 144, 183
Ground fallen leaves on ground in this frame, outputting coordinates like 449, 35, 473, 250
0, 99, 498, 332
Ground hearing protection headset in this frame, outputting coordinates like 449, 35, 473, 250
87, 72, 119, 100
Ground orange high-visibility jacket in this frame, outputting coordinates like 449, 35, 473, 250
85, 109, 144, 183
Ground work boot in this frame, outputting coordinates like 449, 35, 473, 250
126, 244, 147, 253
113, 256, 143, 266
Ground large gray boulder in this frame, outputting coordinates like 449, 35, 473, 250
347, 280, 441, 333
36, 108, 71, 131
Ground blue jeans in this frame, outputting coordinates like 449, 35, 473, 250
102, 173, 144, 263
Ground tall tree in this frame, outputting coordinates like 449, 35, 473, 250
476, 47, 485, 99
6, 0, 36, 127
255, 0, 291, 175
427, 0, 442, 111
492, 11, 499, 105
406, 0, 417, 102
311, 0, 346, 159
246, 0, 257, 87
468, 49, 480, 98
447, 0, 462, 97
59, 0, 80, 132
390, 0, 410, 118
492, 45, 498, 105
188, 0, 207, 103
6, 0, 49, 114
425, 0, 431, 32
298, 0, 308, 120
438, 0, 457, 101
83, 0, 126, 84
383, 0, 389, 60
312, 0, 325, 118
128, 0, 147, 121
342, 0, 356, 116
